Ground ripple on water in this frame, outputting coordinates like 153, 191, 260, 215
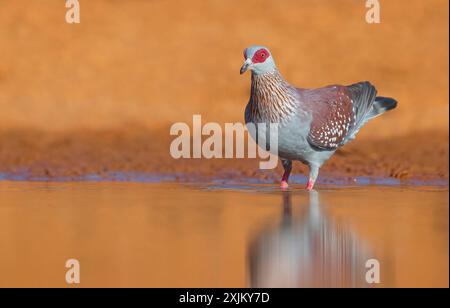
0, 171, 448, 189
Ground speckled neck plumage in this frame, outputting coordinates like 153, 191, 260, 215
248, 69, 297, 123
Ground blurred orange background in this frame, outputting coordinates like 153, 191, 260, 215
0, 1, 448, 289
0, 0, 448, 139
0, 0, 448, 181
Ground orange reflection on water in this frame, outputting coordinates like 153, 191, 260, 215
0, 182, 447, 287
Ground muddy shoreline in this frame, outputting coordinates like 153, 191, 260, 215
0, 128, 447, 184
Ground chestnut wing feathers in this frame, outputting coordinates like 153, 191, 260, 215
304, 82, 377, 151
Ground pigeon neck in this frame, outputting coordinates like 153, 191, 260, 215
249, 69, 297, 123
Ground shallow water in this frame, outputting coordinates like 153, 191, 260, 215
0, 181, 448, 288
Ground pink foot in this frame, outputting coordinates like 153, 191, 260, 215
306, 179, 315, 191
280, 181, 289, 190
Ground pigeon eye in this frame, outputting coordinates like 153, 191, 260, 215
251, 48, 269, 63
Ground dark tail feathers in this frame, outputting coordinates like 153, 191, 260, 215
368, 96, 397, 119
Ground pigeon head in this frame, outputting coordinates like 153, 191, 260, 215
240, 46, 277, 75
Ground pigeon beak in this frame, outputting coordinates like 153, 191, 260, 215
240, 59, 252, 75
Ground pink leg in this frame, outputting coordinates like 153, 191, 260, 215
306, 178, 315, 191
280, 160, 292, 190
306, 165, 319, 191
281, 171, 290, 189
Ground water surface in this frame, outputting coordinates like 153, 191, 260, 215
0, 182, 447, 287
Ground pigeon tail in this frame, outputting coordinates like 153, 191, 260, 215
366, 96, 398, 119
342, 83, 397, 145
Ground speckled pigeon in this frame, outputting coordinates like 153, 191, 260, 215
240, 46, 397, 190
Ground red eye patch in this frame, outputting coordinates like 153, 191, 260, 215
252, 48, 269, 63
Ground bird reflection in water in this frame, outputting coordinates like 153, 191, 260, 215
248, 191, 372, 288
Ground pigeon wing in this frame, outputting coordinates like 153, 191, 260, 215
301, 82, 377, 151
